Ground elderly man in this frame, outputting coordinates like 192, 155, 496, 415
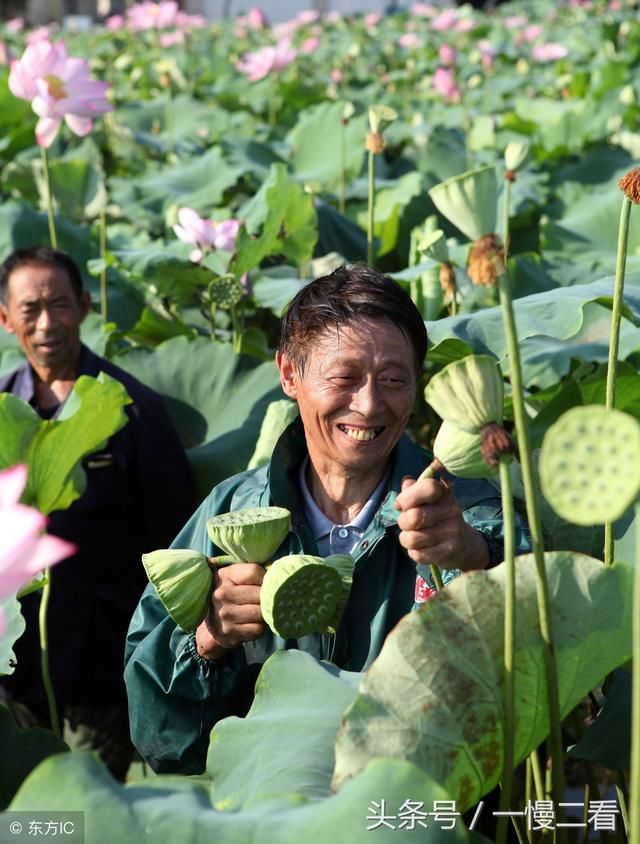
0, 245, 196, 779
125, 264, 529, 774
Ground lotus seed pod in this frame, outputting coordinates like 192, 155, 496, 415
260, 553, 354, 639
208, 275, 244, 309
424, 355, 504, 433
467, 233, 505, 287
428, 165, 498, 242
206, 506, 291, 563
142, 549, 212, 632
433, 420, 496, 479
540, 405, 640, 525
365, 132, 385, 154
247, 400, 299, 470
368, 104, 398, 134
504, 141, 529, 173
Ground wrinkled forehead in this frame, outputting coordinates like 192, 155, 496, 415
304, 317, 414, 366
7, 263, 75, 302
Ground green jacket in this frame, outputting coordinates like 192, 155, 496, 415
124, 420, 530, 774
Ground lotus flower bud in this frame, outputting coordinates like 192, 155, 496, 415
142, 549, 213, 632
206, 506, 291, 563
260, 553, 355, 639
424, 355, 504, 433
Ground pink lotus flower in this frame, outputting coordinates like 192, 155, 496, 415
244, 7, 269, 30
410, 3, 436, 17
9, 38, 113, 148
364, 13, 381, 28
26, 27, 51, 44
432, 9, 458, 31
236, 38, 297, 81
478, 39, 497, 69
105, 14, 126, 30
398, 32, 420, 48
433, 67, 460, 102
455, 18, 475, 33
504, 15, 527, 28
0, 465, 74, 636
127, 0, 179, 30
522, 24, 543, 42
439, 44, 457, 65
331, 67, 343, 83
295, 10, 320, 26
531, 42, 568, 62
6, 17, 25, 33
173, 207, 240, 262
301, 36, 320, 55
159, 30, 185, 47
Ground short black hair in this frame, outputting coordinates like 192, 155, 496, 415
0, 246, 84, 304
279, 263, 428, 376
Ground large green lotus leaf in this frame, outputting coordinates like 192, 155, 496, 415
286, 101, 368, 190
231, 164, 318, 276
569, 668, 631, 771
208, 652, 359, 810
109, 147, 244, 229
0, 598, 25, 677
425, 274, 640, 373
428, 166, 497, 241
512, 96, 619, 154
8, 751, 468, 843
110, 245, 213, 306
0, 394, 40, 470
0, 704, 68, 811
332, 552, 633, 810
220, 138, 287, 182
315, 200, 369, 262
112, 337, 282, 495
20, 374, 131, 514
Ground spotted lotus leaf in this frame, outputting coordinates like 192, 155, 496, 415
540, 405, 640, 525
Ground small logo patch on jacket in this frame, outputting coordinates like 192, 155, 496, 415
414, 575, 436, 603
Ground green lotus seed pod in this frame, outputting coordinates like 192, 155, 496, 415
504, 141, 529, 172
433, 420, 496, 479
247, 400, 299, 470
142, 548, 212, 632
368, 104, 398, 134
260, 553, 354, 639
540, 405, 640, 525
206, 506, 291, 563
424, 355, 504, 433
428, 165, 497, 242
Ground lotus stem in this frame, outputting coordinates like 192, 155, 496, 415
40, 146, 57, 249
529, 747, 545, 802
604, 196, 632, 567
99, 207, 108, 322
38, 568, 60, 737
497, 271, 567, 840
617, 770, 630, 840
495, 456, 516, 844
630, 499, 640, 844
525, 758, 534, 844
165, 88, 174, 157
339, 118, 346, 216
413, 461, 445, 591
367, 148, 375, 265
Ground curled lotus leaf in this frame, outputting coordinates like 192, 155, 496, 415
206, 506, 291, 563
141, 548, 213, 632
424, 355, 504, 433
540, 405, 640, 526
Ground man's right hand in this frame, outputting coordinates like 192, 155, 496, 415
195, 562, 266, 660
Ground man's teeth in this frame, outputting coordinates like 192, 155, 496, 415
340, 426, 382, 442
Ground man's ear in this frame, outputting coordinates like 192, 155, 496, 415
276, 350, 298, 400
79, 290, 91, 322
0, 303, 14, 334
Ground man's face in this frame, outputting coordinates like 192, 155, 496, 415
0, 263, 90, 376
277, 318, 417, 475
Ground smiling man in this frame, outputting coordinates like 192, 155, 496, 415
0, 245, 195, 780
125, 263, 530, 774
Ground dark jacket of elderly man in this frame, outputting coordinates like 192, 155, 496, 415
0, 245, 196, 780
124, 264, 530, 775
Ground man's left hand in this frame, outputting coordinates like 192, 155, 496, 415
394, 476, 489, 571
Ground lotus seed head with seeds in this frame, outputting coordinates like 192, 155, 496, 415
467, 233, 505, 287
206, 506, 291, 563
432, 420, 496, 479
142, 548, 213, 632
208, 276, 245, 309
439, 262, 457, 301
365, 131, 385, 154
540, 405, 640, 525
424, 355, 504, 433
260, 554, 354, 639
619, 167, 640, 205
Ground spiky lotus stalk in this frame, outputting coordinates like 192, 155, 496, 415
424, 355, 504, 433
260, 553, 355, 639
206, 506, 291, 564
142, 549, 213, 632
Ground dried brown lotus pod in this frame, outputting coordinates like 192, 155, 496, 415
467, 233, 505, 286
619, 167, 640, 204
365, 132, 385, 154
481, 422, 515, 468
439, 261, 457, 300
